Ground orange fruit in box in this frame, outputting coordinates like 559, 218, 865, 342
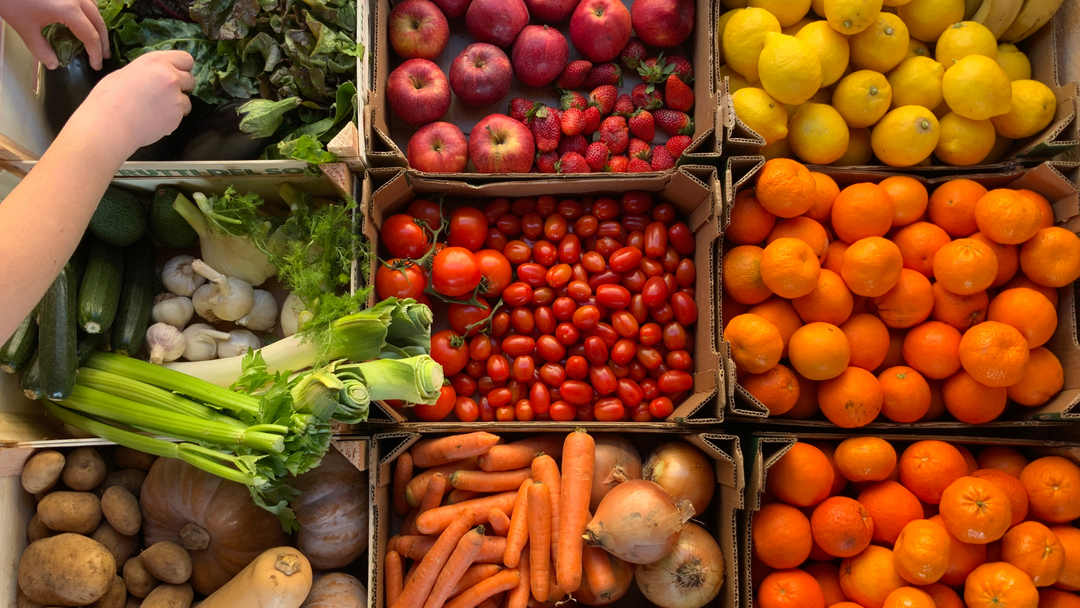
804, 562, 847, 606
824, 240, 851, 275
902, 321, 962, 380
1039, 588, 1080, 608
928, 179, 987, 237
964, 562, 1040, 608
975, 189, 1044, 245
927, 514, 988, 585
812, 441, 850, 497
970, 232, 1021, 288
1020, 457, 1080, 523
970, 468, 1029, 527
933, 238, 999, 296
840, 314, 891, 371
783, 374, 820, 420
1020, 227, 1080, 288
726, 313, 784, 374
762, 238, 823, 298
899, 441, 968, 505
858, 480, 924, 546
957, 446, 979, 475
922, 379, 946, 422
1002, 521, 1066, 587
769, 443, 836, 508
819, 367, 884, 428
977, 447, 1030, 480
749, 298, 803, 358
892, 518, 952, 584
877, 366, 932, 423
988, 288, 1058, 349
789, 322, 852, 381
812, 496, 875, 558
920, 583, 965, 608
958, 321, 1030, 388
725, 245, 774, 305
930, 282, 988, 331
729, 190, 778, 245
893, 222, 952, 279
832, 183, 897, 243
1003, 275, 1060, 308
882, 329, 908, 372
839, 545, 906, 608
1016, 189, 1055, 230
754, 502, 814, 569
834, 437, 897, 483
757, 159, 819, 219
794, 270, 854, 325
758, 569, 827, 608
769, 216, 831, 263
833, 603, 868, 608
872, 269, 934, 329
744, 363, 801, 416
842, 237, 904, 297
1048, 525, 1080, 591
880, 176, 929, 227
939, 476, 1013, 544
807, 172, 840, 224
941, 368, 1008, 425
883, 586, 936, 608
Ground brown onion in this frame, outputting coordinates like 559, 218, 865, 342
573, 547, 634, 606
584, 479, 691, 564
635, 522, 725, 608
644, 442, 715, 515
590, 434, 643, 512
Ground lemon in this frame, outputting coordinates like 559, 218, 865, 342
783, 89, 831, 117
942, 55, 1013, 120
721, 0, 748, 8
850, 12, 910, 73
788, 103, 850, 164
832, 127, 874, 164
934, 112, 996, 165
897, 0, 964, 42
996, 43, 1032, 81
981, 133, 1014, 164
888, 56, 944, 109
991, 79, 1057, 139
719, 64, 754, 94
812, 0, 826, 17
749, 0, 812, 27
882, 0, 912, 6
795, 21, 850, 86
824, 0, 884, 35
761, 137, 794, 160
782, 16, 816, 35
723, 8, 782, 83
906, 38, 932, 60
871, 105, 940, 166
733, 88, 790, 145
758, 32, 823, 105
935, 21, 998, 66
717, 9, 740, 65
832, 70, 893, 128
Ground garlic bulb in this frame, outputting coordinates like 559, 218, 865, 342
191, 284, 221, 323
151, 294, 194, 330
280, 293, 309, 337
146, 323, 186, 365
182, 324, 232, 362
161, 255, 207, 297
236, 290, 279, 332
191, 259, 254, 322
217, 330, 262, 359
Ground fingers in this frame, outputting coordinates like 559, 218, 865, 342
62, 12, 103, 70
159, 50, 195, 71
21, 32, 60, 70
180, 94, 192, 117
178, 69, 196, 92
81, 0, 110, 62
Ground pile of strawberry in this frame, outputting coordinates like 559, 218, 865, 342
512, 38, 696, 174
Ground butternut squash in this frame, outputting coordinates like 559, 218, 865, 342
198, 547, 312, 608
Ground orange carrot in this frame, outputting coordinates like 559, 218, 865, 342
545, 573, 566, 604
444, 568, 521, 608
389, 536, 506, 563
416, 491, 518, 535
386, 550, 404, 608
477, 599, 499, 608
451, 468, 533, 492
556, 430, 594, 592
404, 559, 420, 587
394, 453, 414, 515
488, 508, 511, 536
402, 508, 419, 537
393, 509, 475, 608
581, 545, 617, 600
478, 436, 565, 471
411, 432, 501, 468
406, 457, 480, 507
450, 564, 504, 598
423, 526, 487, 608
448, 489, 483, 504
527, 482, 551, 603
530, 455, 560, 566
504, 479, 531, 568
507, 551, 530, 608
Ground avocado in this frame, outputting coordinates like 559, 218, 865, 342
149, 186, 199, 249
89, 186, 147, 247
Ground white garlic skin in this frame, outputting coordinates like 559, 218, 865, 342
151, 294, 194, 330
146, 323, 186, 365
191, 284, 221, 323
162, 255, 207, 297
236, 290, 279, 332
192, 259, 254, 322
280, 293, 307, 337
217, 329, 263, 359
181, 323, 232, 362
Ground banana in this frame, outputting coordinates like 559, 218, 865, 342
964, 0, 985, 20
1001, 0, 1065, 42
972, 0, 1025, 39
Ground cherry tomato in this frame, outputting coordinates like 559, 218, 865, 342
517, 263, 548, 287
597, 221, 625, 240
623, 191, 653, 214
608, 247, 643, 272
616, 377, 644, 406
668, 222, 695, 255
544, 215, 568, 241
530, 383, 551, 415
652, 202, 677, 224
469, 335, 492, 360
496, 214, 522, 236
549, 400, 576, 421
555, 322, 580, 346
383, 214, 430, 259
487, 355, 510, 382
631, 402, 655, 422
491, 312, 510, 337
522, 212, 543, 239
503, 240, 532, 264
667, 350, 692, 370
546, 264, 572, 288
572, 305, 600, 330
623, 215, 650, 234
475, 250, 512, 297
661, 247, 681, 273
510, 307, 535, 334
514, 399, 535, 421
671, 292, 698, 325
537, 195, 558, 217
539, 363, 567, 386
595, 237, 622, 258
510, 197, 536, 216
589, 364, 617, 395
649, 397, 674, 418
575, 216, 598, 238
558, 199, 584, 219
611, 361, 629, 378
567, 281, 592, 302
531, 287, 556, 306
611, 311, 640, 338
593, 397, 625, 421
589, 322, 620, 349
375, 259, 427, 300
501, 335, 536, 358
432, 247, 481, 296
431, 330, 469, 376
582, 336, 608, 365
485, 229, 508, 252
558, 235, 582, 264
466, 359, 486, 378
513, 356, 535, 383
483, 198, 509, 223
662, 322, 688, 350
650, 302, 675, 324
561, 380, 594, 405
592, 197, 619, 220
566, 356, 589, 380
659, 370, 694, 392
588, 270, 621, 290
406, 199, 443, 230
534, 306, 556, 334
627, 231, 645, 251
596, 284, 632, 309
639, 323, 662, 345
488, 387, 512, 407
642, 276, 669, 308
628, 360, 648, 382
636, 346, 663, 370
582, 251, 606, 273
448, 298, 492, 337
451, 373, 477, 397
508, 379, 526, 404
629, 294, 649, 323
495, 405, 515, 421
621, 269, 647, 292
640, 257, 663, 278
644, 222, 669, 258
533, 240, 558, 266
611, 339, 638, 365
640, 377, 661, 401
676, 258, 695, 287
553, 297, 576, 321
447, 207, 488, 251
454, 396, 479, 422
502, 282, 533, 307
413, 384, 456, 421
577, 404, 596, 421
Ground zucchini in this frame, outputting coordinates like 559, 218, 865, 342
21, 351, 41, 400
111, 236, 156, 357
39, 263, 78, 400
0, 310, 37, 374
77, 239, 124, 334
76, 331, 106, 366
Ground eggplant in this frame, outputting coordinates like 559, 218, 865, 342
41, 53, 100, 137
175, 100, 278, 160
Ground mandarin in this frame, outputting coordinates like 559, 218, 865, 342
1039, 588, 1080, 608
975, 189, 1044, 245
939, 476, 1013, 545
1006, 346, 1065, 407
1020, 457, 1080, 523
942, 368, 1009, 424
819, 367, 884, 428
881, 329, 907, 372
770, 216, 831, 263
750, 298, 804, 358
824, 240, 851, 275
789, 322, 852, 381
930, 282, 989, 331
970, 232, 1021, 288
842, 237, 905, 297
1002, 275, 1059, 308
783, 374, 821, 420
1016, 190, 1055, 230
977, 447, 1030, 479
964, 562, 1040, 608
858, 480, 925, 545
757, 158, 819, 218
759, 569, 827, 608
1048, 526, 1080, 591
814, 441, 851, 497
744, 363, 801, 415
958, 446, 980, 475
812, 496, 875, 558
841, 314, 891, 371
730, 189, 779, 245
839, 545, 906, 608
872, 269, 934, 329
958, 321, 1030, 388
878, 366, 932, 423
880, 176, 929, 227
933, 238, 999, 296
927, 514, 988, 585
902, 321, 963, 380
892, 222, 952, 279
988, 288, 1058, 348
1020, 228, 1080, 288
832, 183, 897, 243
762, 237, 823, 298
768, 442, 836, 508
893, 518, 952, 584
899, 440, 969, 504
835, 437, 897, 483
725, 313, 785, 374
794, 270, 855, 325
920, 583, 965, 608
808, 172, 841, 223
922, 379, 946, 422
725, 244, 775, 305
1002, 522, 1066, 587
928, 179, 987, 237
882, 587, 936, 608
804, 562, 848, 607
754, 502, 815, 569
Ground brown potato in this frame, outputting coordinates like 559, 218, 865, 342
101, 486, 141, 536
126, 597, 143, 608
21, 451, 65, 494
62, 447, 107, 491
142, 583, 193, 608
97, 469, 148, 497
124, 556, 160, 599
92, 521, 139, 569
17, 588, 45, 608
18, 533, 116, 606
37, 491, 102, 534
89, 576, 128, 608
26, 515, 55, 542
113, 447, 158, 471
141, 542, 192, 585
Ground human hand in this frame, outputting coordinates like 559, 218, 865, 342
0, 0, 110, 70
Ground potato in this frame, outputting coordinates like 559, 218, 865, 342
89, 576, 128, 608
102, 485, 142, 536
17, 589, 44, 608
124, 556, 160, 599
21, 451, 65, 494
141, 542, 192, 585
62, 447, 107, 491
92, 520, 139, 569
26, 515, 55, 542
113, 447, 158, 471
142, 583, 193, 608
97, 469, 148, 497
127, 598, 143, 608
18, 533, 117, 606
37, 491, 102, 534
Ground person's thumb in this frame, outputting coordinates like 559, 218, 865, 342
21, 32, 60, 70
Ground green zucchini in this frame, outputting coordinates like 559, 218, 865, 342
111, 236, 156, 357
77, 239, 124, 334
21, 351, 41, 400
0, 310, 37, 374
39, 263, 78, 400
76, 331, 106, 366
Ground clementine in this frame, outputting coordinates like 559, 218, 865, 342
970, 232, 1021, 288
925, 514, 987, 585
819, 367, 884, 428
899, 440, 969, 504
794, 270, 855, 325
1020, 457, 1080, 523
1015, 190, 1055, 230
938, 476, 1013, 544
970, 468, 1030, 527
977, 447, 1031, 480
988, 288, 1058, 348
928, 179, 987, 237
808, 172, 841, 224
768, 442, 837, 508
1039, 588, 1080, 608
730, 189, 779, 245
1048, 525, 1080, 591
882, 586, 936, 608
812, 496, 875, 558
762, 238, 823, 298
881, 329, 907, 372
839, 545, 907, 608
922, 379, 946, 422
964, 562, 1040, 608
958, 321, 1030, 388
842, 237, 905, 297
892, 518, 952, 584
825, 240, 852, 275
832, 183, 896, 243
941, 368, 1008, 425
873, 269, 935, 328
783, 374, 821, 420
841, 314, 891, 371
930, 282, 989, 331
919, 582, 965, 608
1020, 228, 1080, 288
880, 176, 929, 227
725, 245, 775, 305
933, 238, 999, 296
1003, 274, 1060, 308
857, 481, 925, 545
755, 502, 815, 569
725, 313, 785, 374
744, 363, 801, 416
878, 366, 932, 423
893, 222, 953, 279
835, 437, 897, 483
749, 298, 804, 358
789, 322, 852, 381
975, 189, 1044, 245
1002, 521, 1066, 587
757, 159, 819, 218
902, 321, 963, 380
804, 561, 848, 607
770, 217, 831, 263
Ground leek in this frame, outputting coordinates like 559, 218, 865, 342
289, 355, 444, 424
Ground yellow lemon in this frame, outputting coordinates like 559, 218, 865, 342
871, 105, 940, 166
981, 134, 1014, 164
897, 0, 964, 42
788, 103, 850, 164
812, 0, 826, 17
996, 43, 1032, 81
906, 38, 932, 60
717, 9, 740, 65
832, 127, 874, 164
935, 21, 998, 66
749, 0, 812, 27
783, 89, 831, 118
850, 13, 909, 73
723, 8, 782, 83
934, 112, 996, 165
721, 0, 748, 8
761, 137, 794, 160
887, 56, 944, 109
719, 64, 754, 93
832, 70, 893, 128
733, 88, 790, 145
758, 32, 823, 105
782, 16, 816, 35
882, 0, 913, 6
990, 79, 1058, 139
942, 55, 1013, 120
824, 0, 885, 35
795, 21, 851, 86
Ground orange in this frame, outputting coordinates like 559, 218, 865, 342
899, 440, 969, 505
873, 269, 935, 329
768, 442, 837, 508
832, 602, 869, 608
928, 179, 987, 237
975, 189, 1044, 245
893, 222, 953, 279
835, 437, 897, 483
1003, 275, 1060, 309
759, 569, 827, 608
1016, 190, 1055, 230
878, 366, 932, 423
810, 537, 837, 563
977, 447, 1030, 480
832, 183, 897, 243
812, 497, 875, 558
970, 232, 1021, 288
762, 238, 823, 298
958, 446, 980, 475
842, 237, 905, 297
725, 245, 775, 305
1020, 457, 1080, 523
794, 270, 855, 325
1002, 521, 1066, 586
1039, 588, 1080, 608
857, 481, 925, 546
920, 583, 965, 608
839, 545, 906, 608
933, 238, 999, 296
931, 282, 989, 331
770, 217, 831, 263
970, 468, 1029, 527
819, 367, 884, 428
881, 329, 907, 372
789, 322, 852, 381
841, 314, 891, 371
744, 364, 801, 416
813, 441, 851, 498
725, 313, 785, 374
1048, 526, 1080, 590
964, 562, 1041, 608
989, 288, 1058, 349
1020, 228, 1080, 288
757, 159, 819, 218
1009, 346, 1064, 410
804, 561, 848, 607
755, 502, 815, 569
825, 240, 851, 275
750, 298, 804, 358
939, 476, 1014, 544
880, 176, 929, 227
902, 321, 962, 380
922, 379, 946, 422
883, 587, 936, 608
958, 321, 1030, 387
807, 172, 841, 223
730, 190, 778, 245
894, 521, 953, 583
942, 369, 1008, 424
927, 514, 987, 585
783, 374, 821, 420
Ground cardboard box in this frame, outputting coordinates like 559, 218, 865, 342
353, 164, 725, 427
366, 429, 743, 608
720, 156, 1080, 425
363, 0, 721, 176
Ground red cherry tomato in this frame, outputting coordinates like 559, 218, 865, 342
537, 195, 558, 217
450, 373, 477, 397
513, 356, 535, 383
553, 297, 576, 321
431, 330, 469, 376
454, 396, 479, 422
514, 399, 535, 421
583, 336, 609, 366
631, 402, 655, 422
663, 322, 688, 350
488, 387, 512, 408
593, 397, 625, 421
475, 249, 512, 297
517, 263, 548, 287
640, 257, 664, 278
592, 197, 618, 220
432, 247, 481, 296
495, 405, 515, 421
627, 231, 645, 251
546, 264, 572, 288
652, 202, 677, 224
496, 214, 522, 236
413, 385, 456, 421
503, 240, 532, 264
565, 356, 589, 380
582, 251, 606, 273
533, 240, 558, 266
628, 360, 648, 382
448, 298, 492, 337
572, 305, 600, 330
644, 222, 669, 258
500, 335, 536, 358
481, 198, 508, 223
667, 350, 692, 370
623, 215, 650, 234
621, 269, 647, 292
558, 199, 584, 219
597, 221, 625, 240
608, 247, 643, 272
611, 311, 640, 338
676, 258, 696, 287
536, 335, 567, 362
530, 384, 551, 415
487, 355, 510, 382
616, 378, 644, 406
661, 247, 681, 273
629, 294, 649, 323
375, 259, 427, 300
448, 207, 488, 251
594, 237, 622, 259
623, 191, 653, 214
510, 197, 536, 216
611, 339, 638, 365
650, 302, 675, 324
539, 363, 567, 387
658, 370, 694, 392
588, 270, 621, 291
589, 364, 617, 395
671, 292, 698, 325
534, 306, 556, 334
469, 335, 492, 360
466, 360, 486, 379
649, 397, 675, 418
531, 287, 556, 306
575, 216, 599, 238
640, 377, 661, 401
595, 284, 632, 309
636, 346, 663, 370
485, 229, 508, 252
549, 400, 576, 421
406, 199, 443, 230
501, 282, 533, 307
510, 307, 535, 334
561, 380, 594, 405
588, 322, 620, 349
668, 222, 695, 255
491, 311, 510, 337
544, 215, 568, 241
642, 276, 669, 308
567, 281, 592, 302
521, 212, 543, 239
383, 214, 430, 259
559, 234, 582, 264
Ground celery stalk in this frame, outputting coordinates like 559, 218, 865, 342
76, 367, 247, 429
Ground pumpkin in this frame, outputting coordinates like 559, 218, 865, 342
291, 448, 369, 569
300, 572, 367, 608
140, 458, 289, 596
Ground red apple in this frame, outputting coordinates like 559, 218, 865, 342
450, 43, 513, 107
408, 122, 469, 172
389, 0, 450, 61
524, 0, 581, 24
387, 59, 451, 127
469, 114, 536, 173
466, 0, 529, 48
569, 0, 632, 63
512, 25, 569, 88
632, 0, 694, 48
430, 0, 472, 19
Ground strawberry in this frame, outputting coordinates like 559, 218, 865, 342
561, 107, 585, 136
599, 115, 629, 155
556, 60, 593, 90
654, 109, 694, 136
651, 145, 675, 171
558, 134, 588, 157
583, 62, 622, 89
614, 94, 635, 117
510, 97, 535, 124
607, 155, 629, 173
589, 85, 618, 115
665, 74, 695, 112
620, 38, 648, 70
560, 90, 588, 111
629, 137, 652, 160
536, 150, 559, 173
629, 110, 655, 141
556, 152, 590, 174
582, 105, 602, 135
665, 55, 694, 83
632, 83, 664, 110
666, 135, 693, 159
528, 104, 562, 152
628, 158, 653, 173
585, 142, 610, 171
638, 54, 676, 85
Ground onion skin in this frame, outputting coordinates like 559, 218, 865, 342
573, 548, 634, 606
644, 442, 716, 516
584, 479, 687, 565
590, 434, 644, 512
636, 522, 725, 608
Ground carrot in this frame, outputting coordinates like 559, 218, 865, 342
404, 559, 420, 588
477, 598, 499, 608
423, 526, 487, 608
527, 482, 551, 603
386, 550, 404, 608
393, 509, 475, 608
556, 430, 594, 592
545, 574, 566, 604
402, 508, 420, 537
478, 436, 565, 471
450, 564, 504, 598
504, 479, 531, 568
507, 551, 530, 608
389, 536, 507, 563
416, 491, 518, 535
406, 457, 481, 507
448, 489, 483, 504
411, 432, 501, 468
394, 453, 414, 515
529, 455, 560, 566
444, 568, 521, 608
488, 508, 511, 536
581, 545, 617, 600
450, 468, 533, 492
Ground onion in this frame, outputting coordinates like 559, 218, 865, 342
590, 434, 644, 512
584, 479, 692, 565
635, 522, 725, 608
644, 442, 716, 516
574, 547, 634, 606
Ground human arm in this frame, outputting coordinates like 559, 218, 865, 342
0, 0, 110, 70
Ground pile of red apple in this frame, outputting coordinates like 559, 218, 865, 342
388, 0, 698, 174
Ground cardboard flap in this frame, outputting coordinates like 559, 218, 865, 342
374, 432, 419, 488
